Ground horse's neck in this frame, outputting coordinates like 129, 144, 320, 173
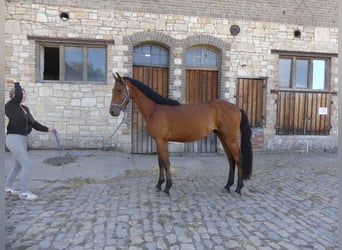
130, 84, 157, 120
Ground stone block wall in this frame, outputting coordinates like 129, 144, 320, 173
4, 1, 338, 152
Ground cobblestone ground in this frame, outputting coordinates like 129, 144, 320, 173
5, 151, 337, 249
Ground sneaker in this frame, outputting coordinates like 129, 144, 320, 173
20, 192, 38, 200
5, 187, 20, 195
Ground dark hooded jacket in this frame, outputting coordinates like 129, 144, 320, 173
5, 82, 49, 136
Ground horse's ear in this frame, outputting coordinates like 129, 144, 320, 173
115, 72, 122, 81
113, 72, 118, 81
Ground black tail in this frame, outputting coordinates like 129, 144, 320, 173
240, 109, 253, 180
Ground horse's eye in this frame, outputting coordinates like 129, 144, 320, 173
117, 89, 122, 94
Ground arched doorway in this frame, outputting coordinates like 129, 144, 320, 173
185, 46, 219, 153
132, 43, 169, 153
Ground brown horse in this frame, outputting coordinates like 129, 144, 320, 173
109, 73, 253, 195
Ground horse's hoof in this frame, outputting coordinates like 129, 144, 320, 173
234, 190, 242, 196
221, 187, 230, 193
163, 190, 170, 196
155, 184, 162, 191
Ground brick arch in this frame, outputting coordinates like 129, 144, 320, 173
125, 31, 177, 48
184, 34, 228, 51
122, 31, 177, 80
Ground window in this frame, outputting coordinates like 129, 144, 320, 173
133, 44, 168, 67
279, 56, 329, 90
312, 60, 326, 89
41, 45, 106, 83
186, 47, 217, 67
279, 58, 291, 88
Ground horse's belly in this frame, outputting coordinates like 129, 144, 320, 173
169, 127, 213, 142
148, 105, 216, 142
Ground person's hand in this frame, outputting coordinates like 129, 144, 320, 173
48, 128, 57, 134
6, 79, 18, 84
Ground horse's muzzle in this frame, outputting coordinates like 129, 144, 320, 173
109, 106, 121, 117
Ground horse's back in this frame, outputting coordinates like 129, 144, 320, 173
211, 99, 241, 115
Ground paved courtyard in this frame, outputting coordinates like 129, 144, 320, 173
5, 150, 337, 249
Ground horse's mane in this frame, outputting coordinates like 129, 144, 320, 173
124, 77, 180, 106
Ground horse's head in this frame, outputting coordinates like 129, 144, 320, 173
109, 72, 130, 117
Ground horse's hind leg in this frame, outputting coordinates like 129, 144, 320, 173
233, 146, 244, 195
217, 133, 236, 192
155, 163, 165, 192
224, 155, 236, 192
218, 133, 243, 194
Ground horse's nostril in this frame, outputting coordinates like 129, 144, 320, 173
109, 108, 118, 116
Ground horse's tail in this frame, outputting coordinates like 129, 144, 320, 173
240, 109, 253, 180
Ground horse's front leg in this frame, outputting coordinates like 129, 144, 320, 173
156, 139, 172, 195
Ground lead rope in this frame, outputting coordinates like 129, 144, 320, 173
52, 113, 126, 158
53, 129, 64, 157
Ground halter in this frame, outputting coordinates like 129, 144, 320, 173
111, 80, 130, 111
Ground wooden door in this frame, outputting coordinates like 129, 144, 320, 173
236, 78, 265, 127
276, 90, 331, 135
185, 69, 218, 153
132, 66, 169, 153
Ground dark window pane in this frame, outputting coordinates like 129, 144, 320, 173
142, 44, 151, 54
133, 53, 148, 65
279, 58, 291, 88
151, 55, 160, 65
186, 50, 193, 65
43, 47, 59, 80
203, 48, 217, 66
65, 47, 83, 81
160, 55, 168, 65
194, 57, 201, 66
151, 45, 160, 54
194, 47, 201, 57
312, 60, 326, 89
87, 48, 105, 82
295, 59, 308, 88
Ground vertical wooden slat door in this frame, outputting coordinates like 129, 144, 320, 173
305, 93, 331, 135
185, 69, 218, 153
132, 66, 169, 153
276, 91, 331, 135
236, 78, 264, 127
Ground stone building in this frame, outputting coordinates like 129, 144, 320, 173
4, 0, 338, 153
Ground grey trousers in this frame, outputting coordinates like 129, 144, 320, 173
5, 134, 31, 193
